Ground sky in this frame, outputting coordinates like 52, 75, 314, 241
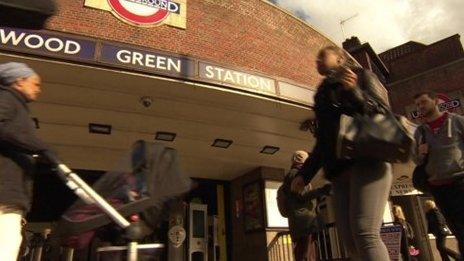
268, 0, 464, 53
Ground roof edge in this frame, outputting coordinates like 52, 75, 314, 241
380, 34, 461, 57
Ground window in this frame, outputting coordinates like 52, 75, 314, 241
264, 180, 289, 228
192, 210, 205, 238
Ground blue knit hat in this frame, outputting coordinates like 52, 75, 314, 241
0, 62, 37, 86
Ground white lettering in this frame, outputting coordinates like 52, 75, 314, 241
260, 79, 272, 92
167, 59, 181, 73
64, 40, 81, 55
205, 66, 214, 78
159, 0, 168, 9
214, 68, 225, 80
440, 99, 461, 110
145, 54, 156, 68
45, 38, 64, 52
223, 70, 235, 83
24, 34, 44, 49
115, 49, 181, 72
411, 111, 421, 119
201, 65, 275, 94
0, 29, 25, 45
168, 2, 180, 13
117, 50, 132, 63
123, 0, 180, 12
132, 52, 144, 66
157, 56, 167, 70
232, 71, 243, 85
247, 76, 259, 89
1, 29, 82, 55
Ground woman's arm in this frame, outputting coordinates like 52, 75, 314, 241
297, 141, 323, 184
342, 69, 390, 115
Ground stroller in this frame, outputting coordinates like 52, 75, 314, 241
27, 141, 192, 261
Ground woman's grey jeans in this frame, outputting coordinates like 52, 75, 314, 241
332, 161, 392, 261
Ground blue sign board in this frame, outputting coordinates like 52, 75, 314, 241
0, 27, 97, 62
99, 43, 196, 77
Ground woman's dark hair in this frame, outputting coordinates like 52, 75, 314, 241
320, 45, 358, 68
321, 46, 347, 58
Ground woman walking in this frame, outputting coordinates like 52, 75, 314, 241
291, 46, 392, 261
392, 205, 415, 261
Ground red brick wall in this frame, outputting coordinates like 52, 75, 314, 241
383, 35, 463, 82
388, 59, 464, 115
379, 42, 425, 64
45, 0, 334, 88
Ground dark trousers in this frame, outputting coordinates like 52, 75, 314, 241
430, 180, 464, 261
400, 231, 411, 261
294, 234, 317, 261
435, 234, 461, 261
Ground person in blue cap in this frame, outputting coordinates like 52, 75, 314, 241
0, 62, 53, 261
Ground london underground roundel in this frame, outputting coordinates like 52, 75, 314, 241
107, 0, 180, 26
436, 93, 461, 113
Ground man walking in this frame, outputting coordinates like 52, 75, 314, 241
277, 151, 331, 261
0, 62, 53, 260
413, 91, 464, 260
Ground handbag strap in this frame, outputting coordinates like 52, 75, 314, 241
357, 71, 415, 140
356, 69, 391, 116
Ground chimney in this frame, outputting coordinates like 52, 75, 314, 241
342, 36, 362, 51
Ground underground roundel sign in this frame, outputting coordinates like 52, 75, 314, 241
107, 0, 181, 26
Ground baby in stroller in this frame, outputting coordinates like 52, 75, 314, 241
50, 141, 192, 258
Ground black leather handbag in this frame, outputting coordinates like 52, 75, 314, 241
336, 105, 414, 163
412, 127, 430, 192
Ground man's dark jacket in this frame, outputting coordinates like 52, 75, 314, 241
279, 167, 329, 240
426, 208, 448, 237
0, 85, 48, 211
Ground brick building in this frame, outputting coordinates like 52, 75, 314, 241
380, 34, 464, 122
343, 36, 390, 84
380, 34, 464, 260
0, 0, 332, 175
0, 1, 338, 260
344, 35, 464, 123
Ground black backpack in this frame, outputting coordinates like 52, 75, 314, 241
412, 127, 430, 193
277, 184, 289, 218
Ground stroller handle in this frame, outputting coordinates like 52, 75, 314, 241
54, 161, 131, 229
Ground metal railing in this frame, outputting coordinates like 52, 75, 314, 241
315, 223, 349, 261
267, 224, 349, 261
268, 231, 294, 261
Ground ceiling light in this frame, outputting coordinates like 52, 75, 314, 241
261, 146, 280, 155
212, 139, 233, 149
155, 132, 176, 142
89, 123, 112, 135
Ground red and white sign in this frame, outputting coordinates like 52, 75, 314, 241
107, 0, 180, 26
